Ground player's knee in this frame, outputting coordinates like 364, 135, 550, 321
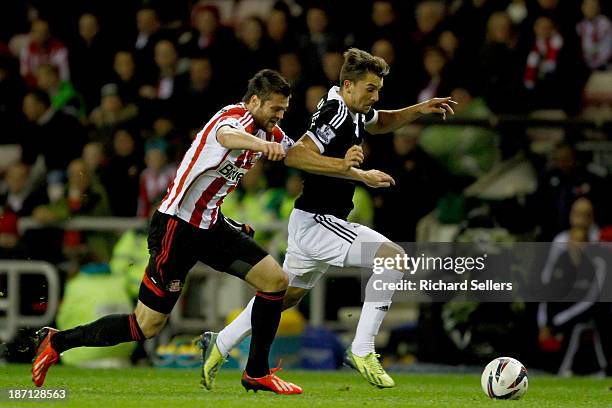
375, 242, 407, 273
271, 268, 289, 292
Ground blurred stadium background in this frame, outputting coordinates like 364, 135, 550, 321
0, 0, 611, 381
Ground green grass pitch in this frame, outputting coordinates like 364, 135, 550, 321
1, 365, 610, 407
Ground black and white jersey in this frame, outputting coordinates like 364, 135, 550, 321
294, 86, 378, 220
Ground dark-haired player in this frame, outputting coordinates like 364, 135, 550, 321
32, 69, 302, 395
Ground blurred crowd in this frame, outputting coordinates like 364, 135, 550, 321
0, 0, 611, 372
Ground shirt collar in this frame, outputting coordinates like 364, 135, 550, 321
328, 86, 359, 123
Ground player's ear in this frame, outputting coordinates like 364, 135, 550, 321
342, 79, 352, 92
249, 94, 261, 109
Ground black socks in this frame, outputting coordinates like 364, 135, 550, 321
245, 290, 286, 378
51, 314, 144, 353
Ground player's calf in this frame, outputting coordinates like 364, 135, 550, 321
134, 301, 168, 339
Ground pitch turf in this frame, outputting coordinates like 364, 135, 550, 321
1, 365, 610, 407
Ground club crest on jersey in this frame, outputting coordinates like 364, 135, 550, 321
166, 280, 182, 292
217, 160, 247, 182
316, 124, 335, 144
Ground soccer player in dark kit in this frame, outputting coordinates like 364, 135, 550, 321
202, 48, 456, 389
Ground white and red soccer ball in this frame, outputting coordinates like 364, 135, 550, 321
481, 357, 529, 400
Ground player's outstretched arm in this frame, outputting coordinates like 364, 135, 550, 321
366, 97, 458, 134
217, 125, 285, 161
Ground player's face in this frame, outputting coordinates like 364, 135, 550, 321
252, 93, 290, 132
347, 72, 383, 114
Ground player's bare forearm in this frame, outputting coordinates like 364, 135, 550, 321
284, 137, 363, 182
367, 106, 422, 134
366, 97, 457, 134
216, 125, 267, 151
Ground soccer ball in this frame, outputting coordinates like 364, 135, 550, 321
481, 357, 528, 400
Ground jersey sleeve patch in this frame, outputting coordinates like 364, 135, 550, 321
217, 115, 245, 131
307, 101, 344, 152
315, 124, 336, 145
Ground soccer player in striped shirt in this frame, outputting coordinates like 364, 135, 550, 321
32, 69, 302, 395
202, 48, 456, 389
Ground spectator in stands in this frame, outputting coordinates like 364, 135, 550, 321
438, 29, 478, 92
137, 139, 175, 218
304, 84, 327, 114
321, 50, 343, 88
352, 0, 402, 50
178, 2, 237, 87
133, 7, 164, 81
141, 39, 180, 100
89, 84, 139, 145
415, 46, 454, 103
32, 158, 113, 262
536, 143, 609, 240
19, 19, 70, 87
101, 128, 142, 217
480, 11, 523, 113
266, 6, 295, 52
34, 63, 86, 120
412, 1, 446, 50
179, 2, 234, 58
299, 5, 342, 79
236, 16, 274, 81
522, 16, 586, 113
537, 197, 610, 376
576, 0, 611, 71
81, 142, 107, 183
109, 50, 140, 105
371, 39, 405, 108
69, 13, 112, 112
0, 162, 48, 257
20, 89, 85, 180
277, 51, 307, 138
450, 0, 503, 55
139, 40, 185, 122
148, 116, 187, 163
176, 56, 221, 133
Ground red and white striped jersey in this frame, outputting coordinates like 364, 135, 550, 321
158, 102, 294, 229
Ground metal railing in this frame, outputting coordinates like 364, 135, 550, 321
0, 261, 61, 342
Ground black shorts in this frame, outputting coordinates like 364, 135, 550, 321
138, 211, 268, 314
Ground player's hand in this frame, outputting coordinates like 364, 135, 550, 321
361, 169, 395, 188
418, 97, 457, 120
261, 141, 286, 161
343, 145, 364, 170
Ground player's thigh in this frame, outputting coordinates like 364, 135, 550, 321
139, 211, 200, 314
344, 224, 401, 268
284, 251, 330, 291
134, 300, 168, 338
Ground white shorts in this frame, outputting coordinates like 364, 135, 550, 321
283, 208, 389, 289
